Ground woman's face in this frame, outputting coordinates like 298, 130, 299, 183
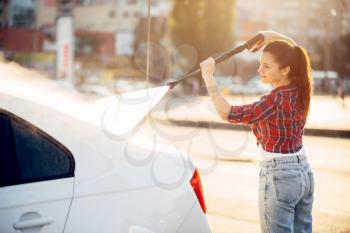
258, 52, 290, 87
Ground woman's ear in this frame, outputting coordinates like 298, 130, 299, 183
280, 66, 290, 76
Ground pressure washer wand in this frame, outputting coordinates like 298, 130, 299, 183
167, 33, 264, 89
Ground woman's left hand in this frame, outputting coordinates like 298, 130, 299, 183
200, 57, 215, 79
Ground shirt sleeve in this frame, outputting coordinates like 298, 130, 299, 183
227, 93, 277, 125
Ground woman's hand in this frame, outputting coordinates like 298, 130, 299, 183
199, 57, 231, 121
248, 30, 297, 52
200, 57, 215, 80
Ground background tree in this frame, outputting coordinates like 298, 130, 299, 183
170, 0, 236, 94
337, 34, 350, 79
134, 17, 168, 83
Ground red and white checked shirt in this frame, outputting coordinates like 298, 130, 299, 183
227, 85, 305, 154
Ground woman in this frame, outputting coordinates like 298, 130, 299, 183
200, 31, 314, 233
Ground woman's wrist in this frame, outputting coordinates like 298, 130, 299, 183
203, 74, 217, 88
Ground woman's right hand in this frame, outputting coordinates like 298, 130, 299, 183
200, 57, 216, 79
248, 30, 297, 52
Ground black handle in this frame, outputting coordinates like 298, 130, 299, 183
167, 33, 264, 89
244, 33, 264, 50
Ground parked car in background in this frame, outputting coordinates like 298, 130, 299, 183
0, 74, 211, 233
217, 75, 242, 95
312, 70, 339, 94
217, 75, 272, 95
243, 76, 273, 95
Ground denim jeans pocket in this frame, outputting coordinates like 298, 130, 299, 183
308, 171, 314, 194
272, 171, 302, 204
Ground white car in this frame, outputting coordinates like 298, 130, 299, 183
0, 75, 211, 233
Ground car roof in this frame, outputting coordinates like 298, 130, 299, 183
0, 62, 169, 139
0, 63, 192, 194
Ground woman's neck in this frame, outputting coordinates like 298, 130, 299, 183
272, 78, 291, 89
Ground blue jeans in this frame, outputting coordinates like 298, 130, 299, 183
259, 155, 314, 233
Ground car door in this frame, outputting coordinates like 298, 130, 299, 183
0, 111, 75, 233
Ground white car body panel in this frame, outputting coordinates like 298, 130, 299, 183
0, 178, 73, 233
0, 72, 212, 233
177, 201, 212, 233
65, 186, 198, 233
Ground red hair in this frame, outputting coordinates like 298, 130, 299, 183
263, 40, 313, 118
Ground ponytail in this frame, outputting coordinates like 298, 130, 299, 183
291, 46, 312, 118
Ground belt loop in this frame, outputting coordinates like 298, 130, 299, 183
297, 155, 300, 163
272, 158, 277, 168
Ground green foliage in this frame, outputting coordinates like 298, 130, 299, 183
169, 0, 236, 93
12, 52, 55, 63
170, 0, 236, 62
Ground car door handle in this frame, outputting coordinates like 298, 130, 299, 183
13, 216, 54, 230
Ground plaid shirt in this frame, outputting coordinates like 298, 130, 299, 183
228, 85, 305, 154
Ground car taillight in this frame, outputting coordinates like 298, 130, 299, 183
190, 168, 206, 214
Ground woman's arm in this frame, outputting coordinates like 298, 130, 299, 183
200, 57, 277, 124
261, 30, 297, 45
200, 57, 231, 121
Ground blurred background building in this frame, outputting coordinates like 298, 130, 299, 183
0, 0, 349, 95
236, 0, 349, 69
235, 0, 350, 94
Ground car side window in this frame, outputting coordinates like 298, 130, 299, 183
0, 110, 74, 187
